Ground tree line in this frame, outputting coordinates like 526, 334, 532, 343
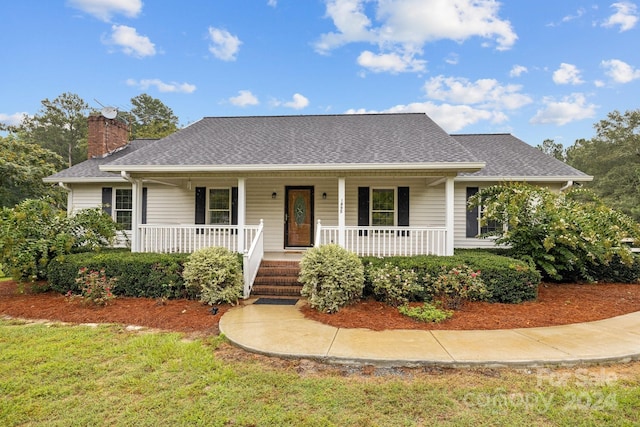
0, 93, 178, 208
1, 93, 639, 223
537, 109, 640, 222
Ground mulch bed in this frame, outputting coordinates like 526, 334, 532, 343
1, 280, 640, 333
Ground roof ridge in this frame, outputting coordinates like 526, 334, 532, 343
200, 113, 426, 119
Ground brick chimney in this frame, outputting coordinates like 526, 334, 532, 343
87, 115, 130, 159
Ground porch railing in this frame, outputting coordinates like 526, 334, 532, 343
316, 221, 448, 256
138, 224, 260, 254
243, 219, 264, 298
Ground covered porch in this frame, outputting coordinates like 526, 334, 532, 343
119, 171, 463, 298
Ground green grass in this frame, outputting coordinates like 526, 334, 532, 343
1, 320, 639, 426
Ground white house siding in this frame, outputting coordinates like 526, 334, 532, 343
69, 184, 113, 213
453, 181, 565, 249
70, 178, 567, 253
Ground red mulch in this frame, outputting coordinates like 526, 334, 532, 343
1, 281, 640, 333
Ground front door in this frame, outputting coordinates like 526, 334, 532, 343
285, 186, 314, 247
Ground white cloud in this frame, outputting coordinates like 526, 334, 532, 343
424, 75, 532, 110
105, 25, 156, 57
126, 78, 196, 93
208, 27, 242, 61
602, 2, 638, 31
444, 53, 459, 65
346, 102, 507, 132
530, 93, 597, 126
601, 59, 640, 83
229, 90, 259, 107
67, 0, 143, 21
357, 50, 426, 73
0, 112, 27, 127
315, 0, 517, 57
552, 63, 584, 85
283, 93, 309, 110
509, 65, 528, 77
267, 0, 277, 6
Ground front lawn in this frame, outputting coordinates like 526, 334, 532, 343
1, 320, 638, 426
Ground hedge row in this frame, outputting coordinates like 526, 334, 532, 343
362, 250, 542, 304
47, 251, 192, 299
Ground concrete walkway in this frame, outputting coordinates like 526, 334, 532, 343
219, 300, 640, 368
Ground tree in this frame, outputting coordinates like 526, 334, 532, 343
536, 139, 565, 162
469, 183, 639, 282
0, 135, 65, 208
566, 109, 640, 222
127, 93, 179, 139
18, 93, 90, 167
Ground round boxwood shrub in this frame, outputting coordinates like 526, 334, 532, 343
183, 246, 243, 305
299, 244, 364, 313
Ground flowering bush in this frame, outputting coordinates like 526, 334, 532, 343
468, 183, 640, 282
74, 268, 116, 306
426, 265, 490, 310
369, 263, 421, 307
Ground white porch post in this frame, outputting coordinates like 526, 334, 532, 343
445, 176, 455, 256
131, 178, 143, 252
338, 177, 346, 247
237, 177, 246, 253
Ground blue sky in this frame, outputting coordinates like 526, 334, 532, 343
1, 0, 639, 147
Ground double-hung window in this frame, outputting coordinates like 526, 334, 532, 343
466, 187, 502, 237
114, 189, 133, 230
371, 188, 395, 226
208, 188, 231, 225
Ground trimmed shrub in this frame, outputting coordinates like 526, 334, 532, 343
48, 250, 191, 298
363, 250, 541, 304
398, 302, 453, 323
183, 247, 243, 305
299, 244, 365, 313
368, 263, 421, 307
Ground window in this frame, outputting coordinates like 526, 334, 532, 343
115, 189, 132, 230
371, 188, 395, 226
208, 188, 230, 224
466, 187, 502, 238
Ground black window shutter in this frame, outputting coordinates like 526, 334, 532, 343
358, 187, 370, 226
101, 187, 112, 216
358, 187, 369, 237
398, 187, 409, 226
195, 187, 206, 224
231, 187, 238, 226
397, 187, 410, 236
466, 187, 479, 237
141, 187, 147, 225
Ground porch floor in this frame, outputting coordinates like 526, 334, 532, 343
263, 251, 305, 261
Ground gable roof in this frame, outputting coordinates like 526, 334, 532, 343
43, 139, 156, 183
100, 113, 484, 173
452, 133, 592, 182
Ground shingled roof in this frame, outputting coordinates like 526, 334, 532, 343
44, 113, 592, 182
452, 134, 591, 180
43, 139, 156, 183
100, 113, 483, 172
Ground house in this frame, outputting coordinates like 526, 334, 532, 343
44, 113, 592, 296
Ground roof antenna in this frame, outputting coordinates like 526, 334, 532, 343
94, 99, 118, 119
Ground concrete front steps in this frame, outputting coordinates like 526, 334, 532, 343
250, 260, 302, 297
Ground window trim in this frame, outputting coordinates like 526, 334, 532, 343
370, 187, 396, 227
207, 187, 232, 225
114, 188, 133, 231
